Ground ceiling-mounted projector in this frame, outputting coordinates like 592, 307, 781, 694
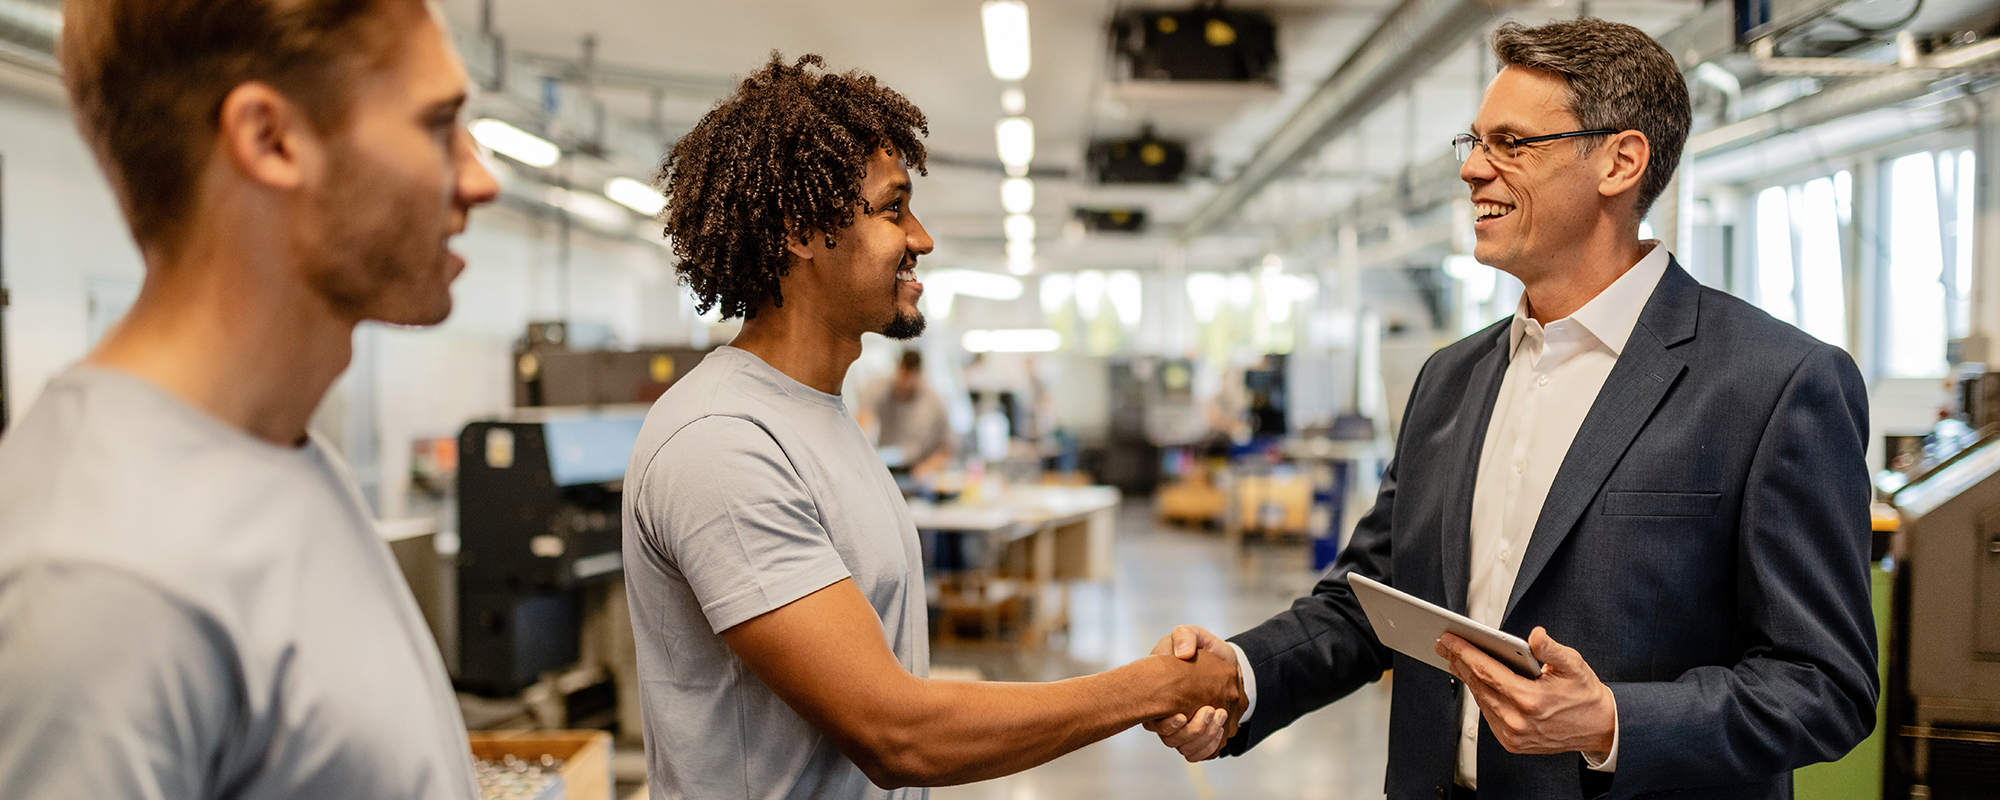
1088, 128, 1188, 184
1110, 3, 1277, 83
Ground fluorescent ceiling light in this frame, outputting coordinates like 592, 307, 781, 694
963, 328, 1061, 353
471, 119, 559, 168
1001, 88, 1027, 115
1186, 272, 1226, 323
981, 0, 1031, 81
605, 177, 666, 216
542, 186, 630, 228
1005, 213, 1037, 242
1007, 240, 1035, 275
927, 268, 1023, 300
1001, 177, 1034, 215
996, 117, 1034, 174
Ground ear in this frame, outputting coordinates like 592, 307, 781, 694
215, 81, 320, 191
1597, 129, 1649, 201
782, 217, 818, 263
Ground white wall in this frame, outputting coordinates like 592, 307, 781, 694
0, 74, 687, 523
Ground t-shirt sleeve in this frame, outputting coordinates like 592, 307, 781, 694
0, 562, 239, 800
635, 415, 853, 633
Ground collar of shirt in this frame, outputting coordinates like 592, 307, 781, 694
1507, 240, 1672, 360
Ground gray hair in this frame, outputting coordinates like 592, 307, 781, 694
1492, 18, 1691, 219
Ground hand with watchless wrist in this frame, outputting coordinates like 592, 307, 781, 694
1141, 625, 1242, 762
1435, 626, 1617, 759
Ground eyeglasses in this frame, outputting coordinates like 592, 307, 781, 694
1453, 129, 1618, 162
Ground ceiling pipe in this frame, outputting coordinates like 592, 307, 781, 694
1177, 0, 1524, 241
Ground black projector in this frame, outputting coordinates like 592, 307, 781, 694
1088, 131, 1189, 184
1111, 5, 1277, 83
1075, 207, 1149, 234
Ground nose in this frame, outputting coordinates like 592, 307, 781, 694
906, 210, 935, 257
1459, 142, 1496, 187
456, 126, 501, 209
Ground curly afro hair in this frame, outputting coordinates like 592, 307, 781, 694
660, 53, 929, 321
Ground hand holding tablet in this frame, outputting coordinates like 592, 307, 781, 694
1348, 573, 1543, 679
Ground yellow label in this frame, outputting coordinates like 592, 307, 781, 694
1157, 15, 1178, 34
517, 352, 540, 379
1140, 142, 1168, 166
650, 354, 675, 383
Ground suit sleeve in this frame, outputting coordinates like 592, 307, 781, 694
1218, 364, 1418, 757
0, 562, 241, 800
1608, 342, 1879, 794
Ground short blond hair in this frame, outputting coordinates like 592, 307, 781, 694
60, 0, 409, 249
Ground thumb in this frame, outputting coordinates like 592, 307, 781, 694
1528, 626, 1576, 673
1172, 625, 1209, 661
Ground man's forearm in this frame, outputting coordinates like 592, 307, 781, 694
855, 654, 1226, 787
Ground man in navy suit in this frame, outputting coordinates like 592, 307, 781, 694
1148, 18, 1877, 800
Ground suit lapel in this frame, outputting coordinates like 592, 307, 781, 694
1440, 325, 1511, 614
1503, 260, 1701, 621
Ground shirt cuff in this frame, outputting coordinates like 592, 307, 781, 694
1582, 696, 1619, 772
1227, 641, 1256, 723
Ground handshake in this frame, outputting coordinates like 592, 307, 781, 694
1141, 624, 1245, 763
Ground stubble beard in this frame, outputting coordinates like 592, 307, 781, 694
307, 144, 453, 326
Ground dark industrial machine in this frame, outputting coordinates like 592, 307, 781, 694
456, 413, 646, 695
514, 321, 708, 408
1886, 438, 2000, 799
1110, 3, 1277, 83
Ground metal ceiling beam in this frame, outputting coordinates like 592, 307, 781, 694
1177, 0, 1523, 241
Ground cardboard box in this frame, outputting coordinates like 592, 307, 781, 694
468, 730, 613, 800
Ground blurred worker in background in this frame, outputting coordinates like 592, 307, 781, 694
1151, 18, 1877, 800
622, 53, 1240, 800
857, 348, 956, 480
0, 0, 498, 797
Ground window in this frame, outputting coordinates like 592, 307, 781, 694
1752, 172, 1850, 347
1882, 149, 1975, 378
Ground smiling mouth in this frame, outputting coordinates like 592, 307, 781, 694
896, 268, 917, 282
1475, 202, 1515, 221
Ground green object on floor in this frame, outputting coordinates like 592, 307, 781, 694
1794, 564, 1890, 800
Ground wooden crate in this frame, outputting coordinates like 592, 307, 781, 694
468, 730, 613, 800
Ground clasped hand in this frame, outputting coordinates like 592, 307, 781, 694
1141, 625, 1239, 762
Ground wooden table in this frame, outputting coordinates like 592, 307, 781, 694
908, 485, 1119, 647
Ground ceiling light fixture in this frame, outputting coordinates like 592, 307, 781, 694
1004, 213, 1037, 243
981, 0, 1031, 81
1001, 177, 1034, 215
1001, 87, 1027, 115
605, 177, 667, 216
471, 119, 560, 168
1007, 240, 1036, 275
996, 117, 1034, 176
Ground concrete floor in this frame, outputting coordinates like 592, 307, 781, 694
930, 502, 1391, 800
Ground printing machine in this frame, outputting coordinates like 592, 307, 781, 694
456, 413, 646, 696
1886, 437, 2000, 798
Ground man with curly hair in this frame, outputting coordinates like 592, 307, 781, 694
619, 54, 1243, 799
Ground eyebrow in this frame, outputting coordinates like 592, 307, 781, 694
424, 92, 469, 118
870, 180, 913, 206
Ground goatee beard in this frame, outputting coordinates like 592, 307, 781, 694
883, 307, 926, 340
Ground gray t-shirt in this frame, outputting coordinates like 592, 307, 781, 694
623, 346, 928, 800
0, 366, 477, 799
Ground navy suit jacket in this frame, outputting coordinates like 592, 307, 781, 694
1222, 260, 1878, 800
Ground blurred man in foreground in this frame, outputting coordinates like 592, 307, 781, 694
622, 54, 1241, 799
0, 0, 498, 796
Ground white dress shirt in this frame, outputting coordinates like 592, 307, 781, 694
1225, 243, 1672, 785
1455, 241, 1668, 788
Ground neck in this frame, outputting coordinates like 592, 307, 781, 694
1513, 222, 1650, 324
727, 299, 864, 395
86, 228, 357, 447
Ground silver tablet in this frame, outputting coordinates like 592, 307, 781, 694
1348, 573, 1543, 679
